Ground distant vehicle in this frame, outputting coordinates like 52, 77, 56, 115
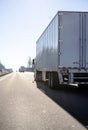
19, 66, 26, 72
35, 11, 88, 88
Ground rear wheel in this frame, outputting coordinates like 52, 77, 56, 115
48, 73, 54, 88
48, 72, 59, 88
35, 71, 42, 81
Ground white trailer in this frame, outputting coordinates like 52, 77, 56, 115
35, 11, 88, 88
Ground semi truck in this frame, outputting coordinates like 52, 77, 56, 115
35, 11, 88, 88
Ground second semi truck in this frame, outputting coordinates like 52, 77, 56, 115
35, 11, 88, 88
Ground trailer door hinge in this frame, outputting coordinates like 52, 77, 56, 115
73, 61, 79, 64
58, 26, 63, 29
59, 52, 61, 55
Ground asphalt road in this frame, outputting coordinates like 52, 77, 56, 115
0, 72, 87, 130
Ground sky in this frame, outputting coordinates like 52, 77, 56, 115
0, 0, 88, 71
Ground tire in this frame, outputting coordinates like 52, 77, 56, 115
48, 73, 54, 89
35, 71, 42, 82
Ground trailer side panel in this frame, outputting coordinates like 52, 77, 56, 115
36, 15, 58, 71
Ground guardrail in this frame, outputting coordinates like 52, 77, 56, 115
0, 72, 9, 77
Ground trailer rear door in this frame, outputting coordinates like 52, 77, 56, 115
85, 13, 88, 67
59, 12, 81, 68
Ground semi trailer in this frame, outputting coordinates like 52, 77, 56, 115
35, 11, 88, 88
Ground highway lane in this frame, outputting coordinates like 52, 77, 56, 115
0, 72, 86, 130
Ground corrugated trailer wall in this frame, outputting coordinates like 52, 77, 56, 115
36, 14, 58, 71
